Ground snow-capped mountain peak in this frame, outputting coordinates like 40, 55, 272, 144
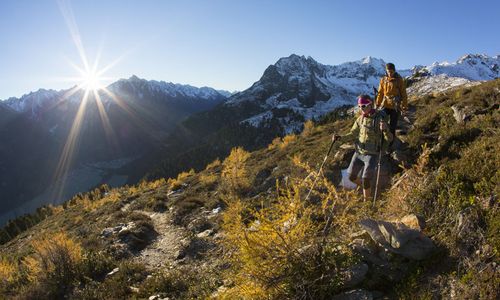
3, 88, 65, 118
423, 53, 499, 81
274, 54, 320, 76
360, 56, 387, 73
457, 53, 496, 64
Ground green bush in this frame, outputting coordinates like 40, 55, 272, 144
96, 260, 148, 299
79, 251, 116, 282
138, 270, 189, 299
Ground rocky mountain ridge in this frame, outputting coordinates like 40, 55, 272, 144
3, 77, 229, 116
414, 53, 500, 81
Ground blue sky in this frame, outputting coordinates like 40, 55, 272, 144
0, 0, 499, 99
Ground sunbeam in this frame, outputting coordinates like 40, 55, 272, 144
93, 89, 120, 152
52, 89, 90, 201
58, 0, 90, 72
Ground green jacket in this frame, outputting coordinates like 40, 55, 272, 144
346, 110, 393, 155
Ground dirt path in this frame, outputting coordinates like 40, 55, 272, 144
135, 211, 190, 269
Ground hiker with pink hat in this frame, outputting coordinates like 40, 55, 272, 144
331, 95, 393, 202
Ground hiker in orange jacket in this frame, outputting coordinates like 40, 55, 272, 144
375, 63, 407, 141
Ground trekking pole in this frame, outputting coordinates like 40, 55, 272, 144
373, 132, 384, 207
304, 137, 336, 201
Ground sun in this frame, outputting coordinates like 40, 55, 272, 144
79, 68, 105, 92
67, 53, 118, 93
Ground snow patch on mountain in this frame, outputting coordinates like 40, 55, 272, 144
279, 117, 304, 135
407, 75, 479, 96
0, 101, 14, 113
242, 111, 274, 127
216, 89, 234, 98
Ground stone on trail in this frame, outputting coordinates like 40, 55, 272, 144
400, 214, 426, 231
342, 263, 369, 288
359, 217, 435, 260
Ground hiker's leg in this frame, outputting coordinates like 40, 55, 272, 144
384, 108, 399, 141
352, 177, 362, 187
347, 152, 363, 188
361, 178, 372, 201
361, 154, 377, 201
363, 187, 372, 201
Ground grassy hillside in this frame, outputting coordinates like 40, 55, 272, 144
0, 79, 498, 299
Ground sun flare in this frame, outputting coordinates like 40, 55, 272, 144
80, 69, 104, 92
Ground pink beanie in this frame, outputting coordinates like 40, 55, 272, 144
357, 96, 372, 105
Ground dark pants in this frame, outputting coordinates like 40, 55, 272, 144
384, 108, 399, 141
347, 152, 377, 188
347, 152, 389, 190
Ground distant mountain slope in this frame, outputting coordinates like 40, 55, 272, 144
0, 102, 18, 125
0, 111, 61, 219
2, 76, 229, 154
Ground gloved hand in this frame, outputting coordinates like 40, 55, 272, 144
379, 121, 388, 132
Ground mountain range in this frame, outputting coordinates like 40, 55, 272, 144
0, 53, 498, 225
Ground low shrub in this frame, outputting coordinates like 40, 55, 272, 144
20, 232, 83, 298
221, 147, 251, 195
220, 156, 359, 299
138, 267, 218, 299
279, 134, 297, 149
